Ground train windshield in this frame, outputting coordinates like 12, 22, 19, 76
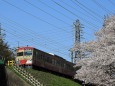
17, 52, 23, 56
24, 51, 32, 56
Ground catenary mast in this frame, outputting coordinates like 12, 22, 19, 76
0, 23, 3, 40
70, 20, 83, 63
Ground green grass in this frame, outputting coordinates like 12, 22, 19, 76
6, 67, 31, 86
26, 68, 81, 86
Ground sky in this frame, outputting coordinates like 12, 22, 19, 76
0, 0, 115, 61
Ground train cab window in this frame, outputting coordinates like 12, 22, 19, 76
17, 52, 23, 56
24, 51, 32, 56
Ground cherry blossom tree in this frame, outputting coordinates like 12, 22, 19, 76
74, 16, 115, 86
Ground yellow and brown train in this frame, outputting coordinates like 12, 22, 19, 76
15, 46, 75, 77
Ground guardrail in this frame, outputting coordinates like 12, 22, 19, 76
12, 65, 43, 86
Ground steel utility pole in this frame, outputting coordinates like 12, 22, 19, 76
0, 24, 5, 40
0, 23, 2, 40
70, 19, 83, 63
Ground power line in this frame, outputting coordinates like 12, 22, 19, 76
0, 15, 95, 60
1, 0, 96, 42
0, 16, 70, 50
24, 0, 70, 25
0, 0, 105, 60
0, 15, 76, 54
74, 0, 103, 18
2, 0, 98, 37
38, 0, 99, 32
109, 0, 115, 6
2, 0, 71, 33
0, 13, 96, 46
3, 25, 69, 57
92, 0, 113, 13
59, 0, 102, 23
51, 0, 100, 30
38, 0, 74, 21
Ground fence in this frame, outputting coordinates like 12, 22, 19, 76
12, 65, 43, 86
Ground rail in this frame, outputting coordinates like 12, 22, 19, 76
12, 65, 43, 86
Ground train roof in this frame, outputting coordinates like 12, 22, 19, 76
34, 47, 66, 60
17, 46, 34, 51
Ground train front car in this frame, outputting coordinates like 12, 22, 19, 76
15, 46, 33, 68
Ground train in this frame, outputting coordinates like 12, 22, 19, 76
15, 46, 76, 77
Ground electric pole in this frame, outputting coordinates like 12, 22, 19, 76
0, 23, 2, 40
70, 19, 83, 63
0, 23, 5, 40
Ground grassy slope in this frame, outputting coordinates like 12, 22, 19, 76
26, 68, 81, 86
6, 67, 31, 86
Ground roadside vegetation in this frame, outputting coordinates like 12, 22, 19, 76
0, 27, 14, 63
7, 66, 81, 86
6, 67, 31, 86
26, 68, 81, 86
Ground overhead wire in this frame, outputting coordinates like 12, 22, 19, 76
0, 0, 105, 58
0, 16, 95, 58
70, 0, 100, 21
92, 0, 113, 14
59, 0, 102, 24
1, 0, 96, 41
109, 0, 115, 6
24, 0, 71, 26
59, 0, 104, 38
5, 23, 93, 59
38, 0, 74, 21
0, 14, 76, 56
72, 0, 115, 35
74, 0, 103, 18
2, 23, 69, 57
51, 0, 99, 30
23, 0, 74, 36
37, 0, 97, 38
2, 0, 71, 33
0, 16, 71, 50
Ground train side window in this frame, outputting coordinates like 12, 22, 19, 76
57, 60, 60, 66
54, 60, 57, 65
37, 52, 39, 60
64, 63, 66, 68
35, 51, 38, 60
41, 54, 42, 60
46, 56, 49, 62
36, 52, 38, 57
61, 62, 63, 67
48, 57, 52, 63
52, 59, 55, 65
39, 54, 44, 61
41, 54, 44, 60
